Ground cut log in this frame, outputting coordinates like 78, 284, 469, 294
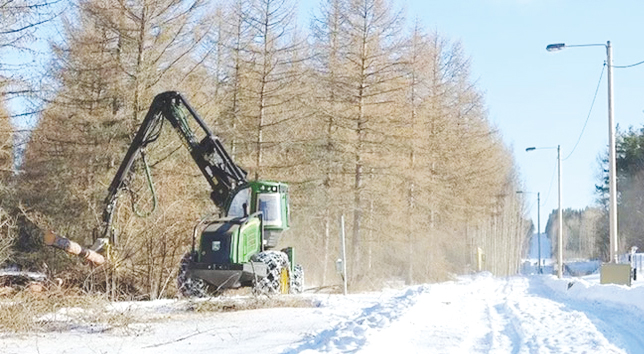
44, 231, 105, 265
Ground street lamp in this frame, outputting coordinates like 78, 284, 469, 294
517, 191, 542, 274
546, 41, 618, 263
527, 145, 562, 278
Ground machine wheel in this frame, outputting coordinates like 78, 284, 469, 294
252, 251, 289, 295
177, 253, 207, 298
290, 264, 304, 294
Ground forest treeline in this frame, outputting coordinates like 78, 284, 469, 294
543, 125, 644, 264
1, 0, 530, 298
544, 207, 602, 261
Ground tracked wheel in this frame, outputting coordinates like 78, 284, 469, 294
252, 251, 290, 295
177, 253, 207, 298
290, 264, 304, 294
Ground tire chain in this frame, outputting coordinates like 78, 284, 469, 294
177, 253, 207, 298
252, 251, 289, 295
291, 264, 304, 294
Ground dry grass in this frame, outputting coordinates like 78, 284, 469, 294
183, 295, 319, 313
0, 288, 136, 333
0, 282, 318, 333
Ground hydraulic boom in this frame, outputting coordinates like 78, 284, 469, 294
100, 91, 247, 243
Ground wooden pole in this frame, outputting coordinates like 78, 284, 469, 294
340, 215, 348, 295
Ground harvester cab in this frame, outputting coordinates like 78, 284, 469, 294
45, 91, 302, 297
226, 181, 290, 248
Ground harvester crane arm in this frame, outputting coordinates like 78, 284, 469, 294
45, 91, 299, 293
100, 91, 247, 242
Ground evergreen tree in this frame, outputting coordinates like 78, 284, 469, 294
595, 126, 644, 259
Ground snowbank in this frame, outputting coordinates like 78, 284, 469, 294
541, 275, 644, 312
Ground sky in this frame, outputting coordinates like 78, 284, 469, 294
335, 0, 644, 230
298, 0, 644, 229
399, 1, 644, 229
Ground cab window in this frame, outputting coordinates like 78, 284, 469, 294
257, 193, 282, 226
228, 188, 251, 217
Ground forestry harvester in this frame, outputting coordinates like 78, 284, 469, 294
46, 91, 303, 297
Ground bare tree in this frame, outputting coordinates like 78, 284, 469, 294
10, 0, 528, 295
333, 0, 406, 283
239, 0, 303, 178
309, 0, 350, 286
1, 0, 60, 131
397, 21, 433, 284
0, 102, 11, 174
19, 0, 210, 298
208, 0, 256, 159
1, 0, 53, 89
0, 99, 14, 263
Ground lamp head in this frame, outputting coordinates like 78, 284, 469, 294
526, 147, 536, 152
546, 43, 566, 52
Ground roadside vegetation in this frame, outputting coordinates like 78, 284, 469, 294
1, 0, 530, 302
0, 284, 316, 333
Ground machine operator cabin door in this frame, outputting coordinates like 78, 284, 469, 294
227, 187, 284, 229
257, 193, 282, 227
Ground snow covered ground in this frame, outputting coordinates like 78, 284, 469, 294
3, 272, 644, 354
4, 231, 643, 353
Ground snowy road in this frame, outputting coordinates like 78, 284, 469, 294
4, 274, 644, 353
293, 274, 643, 353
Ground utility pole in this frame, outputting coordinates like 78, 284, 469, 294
525, 146, 561, 277
557, 145, 563, 278
340, 215, 348, 295
545, 41, 618, 263
538, 192, 542, 274
606, 41, 618, 263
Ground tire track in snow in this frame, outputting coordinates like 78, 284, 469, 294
287, 275, 631, 354
282, 285, 429, 354
484, 279, 523, 354
358, 273, 515, 353
373, 275, 626, 354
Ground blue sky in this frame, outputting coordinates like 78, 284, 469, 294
340, 0, 644, 229
399, 1, 644, 229
303, 0, 644, 227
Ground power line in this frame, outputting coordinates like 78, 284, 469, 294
540, 159, 558, 211
614, 60, 644, 69
563, 63, 605, 161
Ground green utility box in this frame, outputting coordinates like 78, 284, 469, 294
600, 264, 632, 286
